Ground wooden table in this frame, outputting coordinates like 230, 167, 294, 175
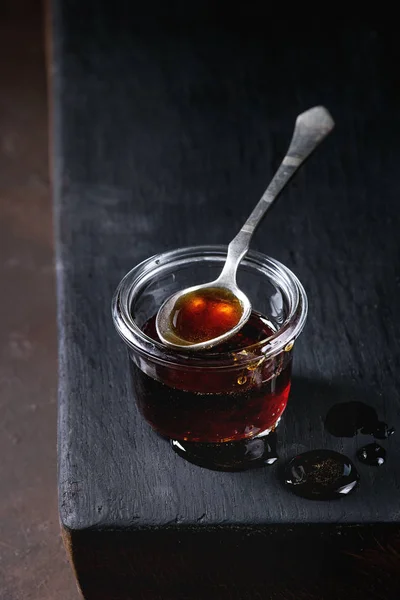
53, 5, 400, 598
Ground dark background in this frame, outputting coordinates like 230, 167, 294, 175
0, 1, 78, 598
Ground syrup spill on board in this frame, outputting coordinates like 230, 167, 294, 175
283, 450, 359, 500
357, 443, 386, 467
324, 401, 394, 439
322, 400, 394, 476
373, 422, 395, 440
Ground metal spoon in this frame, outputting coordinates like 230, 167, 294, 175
156, 106, 334, 351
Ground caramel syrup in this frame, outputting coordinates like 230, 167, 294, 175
168, 287, 242, 344
131, 311, 291, 443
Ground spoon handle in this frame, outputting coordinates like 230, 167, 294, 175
219, 106, 334, 283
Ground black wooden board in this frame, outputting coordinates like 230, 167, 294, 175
53, 3, 400, 598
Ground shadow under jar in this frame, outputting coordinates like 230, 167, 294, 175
112, 246, 307, 471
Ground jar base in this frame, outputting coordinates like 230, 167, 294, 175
170, 431, 278, 472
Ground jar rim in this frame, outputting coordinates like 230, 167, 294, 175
111, 245, 308, 367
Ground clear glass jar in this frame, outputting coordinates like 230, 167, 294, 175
112, 245, 307, 470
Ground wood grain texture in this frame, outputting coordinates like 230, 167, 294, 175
52, 2, 400, 597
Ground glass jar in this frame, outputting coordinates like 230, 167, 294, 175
112, 245, 307, 470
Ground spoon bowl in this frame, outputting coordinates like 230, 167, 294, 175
156, 278, 252, 351
156, 106, 334, 350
